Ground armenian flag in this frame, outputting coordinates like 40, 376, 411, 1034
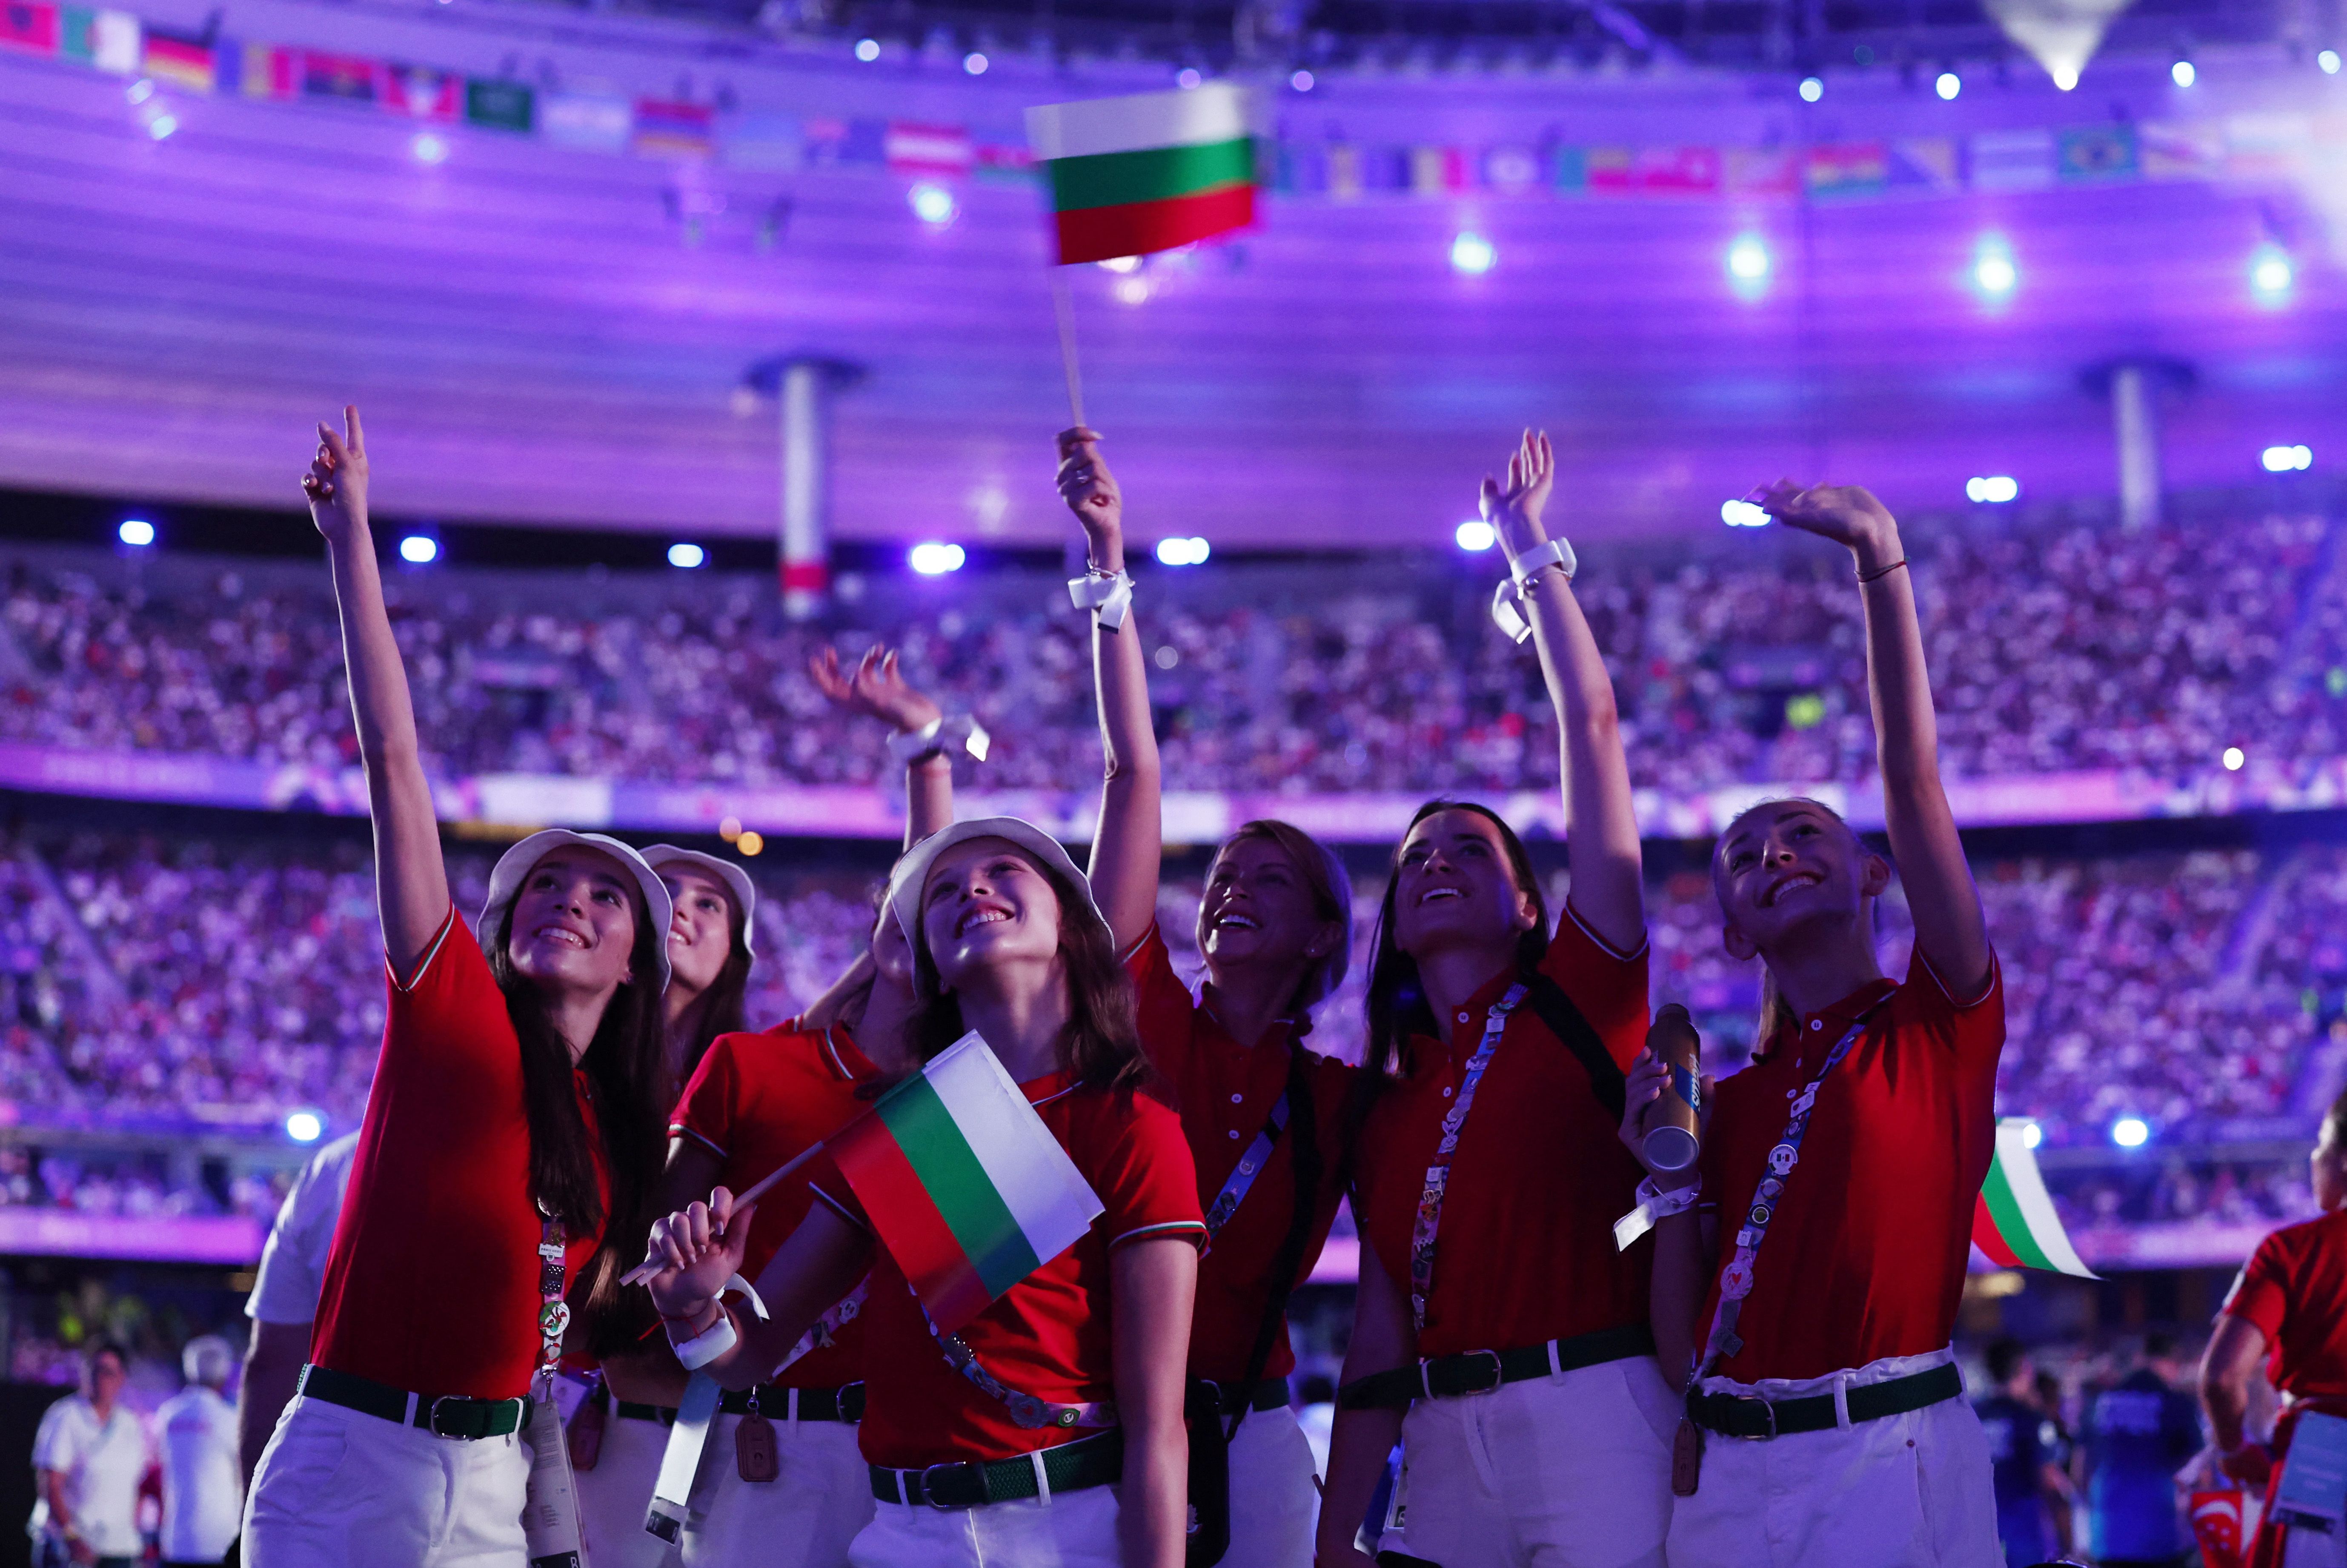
1025, 81, 1257, 265
830, 1033, 1102, 1334
1972, 1118, 2097, 1277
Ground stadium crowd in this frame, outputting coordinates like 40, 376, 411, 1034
1, 500, 2336, 797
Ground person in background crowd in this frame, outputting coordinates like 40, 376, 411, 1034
236, 1131, 360, 1484
156, 1335, 241, 1568
2032, 1366, 2079, 1558
2082, 1334, 2202, 1568
1062, 424, 1360, 1568
1320, 432, 1671, 1568
2201, 1088, 2347, 1568
243, 408, 676, 1568
1633, 479, 2003, 1567
31, 1340, 148, 1568
1976, 1340, 2072, 1568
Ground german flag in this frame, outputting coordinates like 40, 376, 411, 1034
142, 28, 215, 92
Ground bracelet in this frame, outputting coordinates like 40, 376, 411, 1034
1856, 557, 1909, 583
1066, 568, 1134, 630
1612, 1174, 1701, 1253
1488, 537, 1578, 644
670, 1306, 738, 1371
1508, 536, 1577, 586
885, 714, 990, 766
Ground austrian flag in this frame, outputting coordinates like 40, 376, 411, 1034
1025, 81, 1259, 265
830, 1033, 1103, 1334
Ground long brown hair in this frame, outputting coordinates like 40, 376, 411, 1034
1199, 818, 1353, 1021
676, 895, 753, 1082
488, 898, 670, 1352
908, 852, 1150, 1093
1364, 800, 1548, 1080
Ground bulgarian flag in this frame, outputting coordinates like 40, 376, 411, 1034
832, 1033, 1103, 1334
1025, 82, 1258, 266
1973, 1118, 2097, 1278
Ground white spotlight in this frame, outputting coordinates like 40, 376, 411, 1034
1290, 69, 1314, 91
1965, 476, 2019, 504
1176, 68, 1202, 89
2252, 244, 2294, 302
2052, 65, 2079, 90
962, 51, 988, 75
1727, 235, 1771, 282
412, 132, 449, 165
1799, 75, 1824, 102
399, 535, 438, 564
1450, 231, 1497, 275
2223, 745, 2246, 771
909, 541, 966, 575
2321, 49, 2341, 74
2021, 1121, 2043, 1150
667, 542, 706, 568
854, 37, 881, 61
1935, 71, 1961, 100
1721, 499, 1771, 528
1097, 255, 1142, 274
2111, 1116, 2150, 1148
1455, 520, 1499, 551
2262, 445, 2314, 473
117, 519, 155, 547
1972, 237, 2018, 299
2171, 59, 2196, 88
1155, 537, 1211, 566
285, 1110, 324, 1143
908, 183, 958, 226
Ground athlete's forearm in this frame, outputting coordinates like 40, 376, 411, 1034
904, 754, 953, 848
1650, 1210, 1711, 1391
1523, 569, 1642, 950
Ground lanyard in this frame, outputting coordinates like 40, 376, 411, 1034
1408, 982, 1527, 1333
913, 1282, 1116, 1432
535, 1212, 569, 1395
1201, 1088, 1292, 1251
1693, 1004, 1884, 1379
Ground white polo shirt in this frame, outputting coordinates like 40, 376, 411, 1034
246, 1132, 359, 1326
31, 1394, 151, 1558
155, 1383, 240, 1561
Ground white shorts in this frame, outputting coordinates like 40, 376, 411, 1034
1666, 1348, 2000, 1568
1219, 1405, 1319, 1568
1377, 1354, 1679, 1568
682, 1412, 873, 1568
847, 1485, 1121, 1568
572, 1408, 682, 1568
242, 1393, 528, 1568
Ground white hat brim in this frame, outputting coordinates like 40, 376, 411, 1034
640, 845, 758, 956
885, 817, 1104, 957
478, 830, 675, 992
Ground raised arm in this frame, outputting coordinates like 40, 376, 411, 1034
1483, 431, 1642, 952
808, 645, 955, 848
1754, 482, 1989, 996
1059, 427, 1161, 951
303, 407, 448, 974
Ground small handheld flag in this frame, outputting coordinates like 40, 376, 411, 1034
1025, 82, 1259, 266
1973, 1117, 2098, 1278
831, 1032, 1104, 1334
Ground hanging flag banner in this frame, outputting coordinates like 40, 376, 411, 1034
1026, 80, 1259, 265
1, 0, 60, 56
386, 62, 461, 121
298, 49, 378, 102
829, 1032, 1102, 1335
633, 97, 713, 159
1972, 1118, 2098, 1278
464, 77, 533, 134
140, 27, 212, 91
884, 119, 974, 177
59, 6, 138, 72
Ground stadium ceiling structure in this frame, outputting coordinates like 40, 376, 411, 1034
553, 0, 2316, 77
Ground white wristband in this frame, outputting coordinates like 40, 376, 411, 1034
885, 714, 990, 767
1067, 570, 1134, 630
1508, 536, 1577, 586
669, 1307, 738, 1371
1488, 538, 1577, 645
1612, 1174, 1701, 1253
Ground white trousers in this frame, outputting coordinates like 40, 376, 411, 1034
242, 1394, 528, 1568
1377, 1354, 1678, 1568
847, 1485, 1122, 1568
1666, 1348, 2001, 1568
572, 1411, 681, 1568
681, 1413, 873, 1568
1220, 1406, 1319, 1568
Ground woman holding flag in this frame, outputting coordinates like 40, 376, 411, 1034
638, 813, 1205, 1568
1056, 425, 1361, 1567
1316, 431, 1677, 1568
245, 408, 674, 1568
1623, 479, 2002, 1566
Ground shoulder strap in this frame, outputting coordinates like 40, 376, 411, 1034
1523, 972, 1626, 1124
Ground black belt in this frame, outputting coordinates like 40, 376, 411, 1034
718, 1382, 865, 1422
1337, 1323, 1655, 1411
1687, 1361, 1963, 1440
615, 1401, 676, 1425
298, 1364, 527, 1441
1207, 1377, 1289, 1417
870, 1428, 1123, 1509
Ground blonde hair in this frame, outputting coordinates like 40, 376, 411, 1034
1713, 797, 1879, 1047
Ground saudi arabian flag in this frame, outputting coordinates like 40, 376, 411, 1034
1025, 82, 1258, 266
830, 1032, 1103, 1334
1973, 1118, 2098, 1278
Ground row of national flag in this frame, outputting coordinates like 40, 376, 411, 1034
4, 0, 2337, 207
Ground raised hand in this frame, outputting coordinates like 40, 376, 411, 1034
641, 1187, 756, 1321
1748, 479, 1899, 560
1478, 428, 1556, 560
300, 406, 369, 548
1055, 426, 1122, 562
808, 645, 942, 735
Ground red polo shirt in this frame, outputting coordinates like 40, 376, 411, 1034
810, 1071, 1204, 1469
1694, 953, 2003, 1384
312, 908, 607, 1401
671, 1019, 878, 1391
2222, 1207, 2347, 1399
1354, 907, 1652, 1361
1126, 927, 1357, 1383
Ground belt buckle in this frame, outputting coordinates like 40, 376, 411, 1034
1439, 1349, 1504, 1398
1729, 1396, 1778, 1442
426, 1396, 474, 1440
919, 1460, 985, 1510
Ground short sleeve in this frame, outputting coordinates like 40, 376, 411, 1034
671, 1036, 739, 1159
1089, 1092, 1206, 1251
1907, 946, 2004, 1024
31, 1402, 74, 1471
2221, 1230, 2292, 1342
248, 1135, 354, 1325
1124, 927, 1201, 1082
384, 905, 513, 1081
1538, 902, 1652, 1071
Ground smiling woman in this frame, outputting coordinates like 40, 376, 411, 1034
242, 409, 675, 1568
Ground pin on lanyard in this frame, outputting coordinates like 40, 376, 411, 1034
536, 1212, 570, 1395
1693, 1003, 1884, 1377
1408, 982, 1526, 1333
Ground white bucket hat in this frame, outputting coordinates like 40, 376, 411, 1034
640, 845, 758, 956
885, 817, 1105, 954
478, 830, 675, 992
